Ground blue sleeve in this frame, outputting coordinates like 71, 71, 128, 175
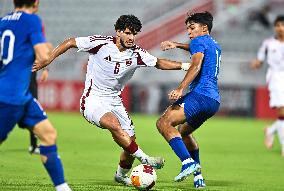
28, 14, 46, 46
190, 37, 206, 55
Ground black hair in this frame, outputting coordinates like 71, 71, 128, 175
185, 11, 213, 33
114, 15, 142, 34
13, 0, 37, 8
274, 15, 284, 26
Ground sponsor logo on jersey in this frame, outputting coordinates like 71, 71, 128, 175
125, 59, 132, 66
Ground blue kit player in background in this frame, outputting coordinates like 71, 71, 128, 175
0, 0, 72, 190
158, 12, 221, 188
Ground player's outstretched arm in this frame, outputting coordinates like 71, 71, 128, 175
155, 58, 191, 70
33, 43, 51, 67
168, 52, 204, 100
161, 41, 189, 51
32, 38, 77, 71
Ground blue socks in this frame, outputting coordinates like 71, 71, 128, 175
190, 149, 201, 176
169, 137, 202, 176
169, 137, 192, 162
39, 145, 65, 186
189, 149, 200, 164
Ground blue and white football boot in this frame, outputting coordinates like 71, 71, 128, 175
194, 174, 206, 188
174, 158, 201, 182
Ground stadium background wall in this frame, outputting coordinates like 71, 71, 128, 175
38, 81, 277, 119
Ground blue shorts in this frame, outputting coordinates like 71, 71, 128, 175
0, 98, 47, 141
174, 91, 220, 129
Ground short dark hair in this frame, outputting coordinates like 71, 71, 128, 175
274, 15, 284, 26
114, 15, 142, 34
185, 11, 213, 33
13, 0, 37, 8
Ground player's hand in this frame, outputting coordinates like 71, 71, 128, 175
168, 88, 183, 101
250, 59, 262, 70
32, 59, 49, 72
39, 69, 49, 82
161, 41, 176, 51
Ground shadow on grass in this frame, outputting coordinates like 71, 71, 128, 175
207, 179, 240, 187
155, 179, 240, 191
0, 148, 26, 153
0, 181, 53, 191
0, 178, 240, 191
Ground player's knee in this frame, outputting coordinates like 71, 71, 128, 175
156, 117, 163, 132
156, 117, 169, 133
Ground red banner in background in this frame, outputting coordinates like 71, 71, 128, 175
38, 80, 131, 112
39, 81, 277, 119
255, 86, 278, 119
38, 81, 84, 111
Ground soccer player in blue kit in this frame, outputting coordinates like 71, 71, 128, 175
0, 0, 72, 190
158, 12, 221, 188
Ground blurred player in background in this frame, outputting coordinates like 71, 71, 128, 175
33, 14, 191, 186
158, 12, 221, 188
250, 15, 284, 157
0, 0, 72, 190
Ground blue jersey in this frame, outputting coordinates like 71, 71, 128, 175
0, 11, 46, 105
189, 34, 221, 103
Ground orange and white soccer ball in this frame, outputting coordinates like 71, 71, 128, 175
130, 164, 157, 190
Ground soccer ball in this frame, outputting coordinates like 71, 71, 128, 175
130, 164, 157, 190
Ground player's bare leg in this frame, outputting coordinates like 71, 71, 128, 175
276, 107, 284, 156
33, 119, 72, 191
114, 136, 136, 186
156, 105, 200, 182
178, 123, 206, 188
100, 112, 164, 169
157, 105, 185, 141
264, 126, 275, 149
100, 112, 132, 148
264, 107, 284, 154
179, 125, 197, 149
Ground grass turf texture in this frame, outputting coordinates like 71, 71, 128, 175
0, 112, 284, 191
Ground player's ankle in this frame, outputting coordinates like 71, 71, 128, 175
193, 170, 202, 176
133, 149, 149, 162
116, 164, 131, 176
182, 158, 195, 165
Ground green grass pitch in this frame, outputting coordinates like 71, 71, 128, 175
0, 112, 284, 191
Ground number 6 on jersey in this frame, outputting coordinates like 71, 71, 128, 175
114, 62, 120, 74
